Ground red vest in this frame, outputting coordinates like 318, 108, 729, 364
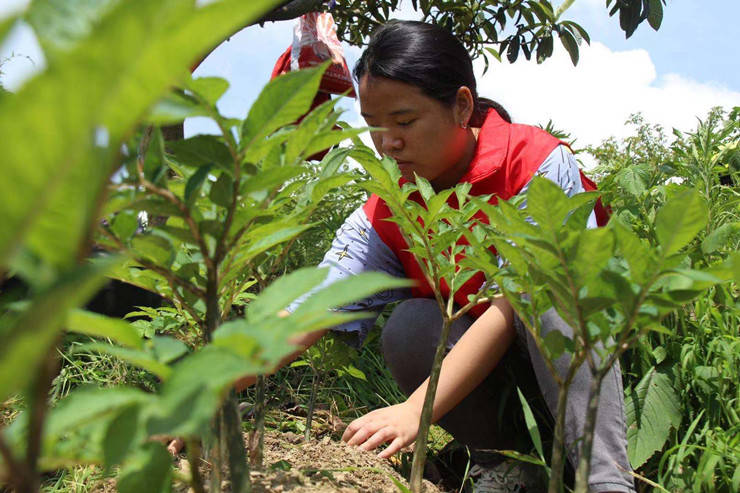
363, 109, 607, 318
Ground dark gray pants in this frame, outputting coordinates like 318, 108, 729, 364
381, 299, 635, 492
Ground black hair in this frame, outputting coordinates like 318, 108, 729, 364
353, 20, 510, 126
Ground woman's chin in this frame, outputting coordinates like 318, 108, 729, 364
397, 163, 416, 180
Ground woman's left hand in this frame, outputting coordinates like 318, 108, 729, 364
341, 402, 420, 458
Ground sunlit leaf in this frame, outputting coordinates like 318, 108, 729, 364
625, 367, 681, 468
655, 189, 708, 257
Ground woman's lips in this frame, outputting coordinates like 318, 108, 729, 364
396, 161, 414, 172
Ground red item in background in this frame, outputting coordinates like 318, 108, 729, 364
272, 12, 356, 97
271, 12, 357, 160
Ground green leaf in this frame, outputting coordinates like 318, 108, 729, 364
103, 405, 141, 471
310, 174, 355, 203
187, 76, 230, 106
625, 367, 682, 468
241, 63, 328, 150
184, 164, 213, 206
247, 267, 329, 323
293, 272, 412, 317
525, 176, 569, 229
147, 346, 260, 437
303, 128, 367, 158
647, 0, 663, 30
168, 135, 233, 173
147, 91, 209, 126
150, 336, 188, 364
117, 442, 172, 493
573, 227, 614, 283
240, 166, 305, 195
613, 220, 653, 284
559, 29, 579, 65
132, 234, 175, 267
0, 256, 120, 403
617, 165, 649, 196
655, 189, 708, 257
415, 174, 435, 202
25, 0, 120, 58
45, 386, 153, 443
208, 172, 234, 207
516, 387, 546, 463
66, 309, 144, 349
111, 210, 139, 242
76, 343, 172, 380
240, 223, 315, 261
0, 0, 277, 269
543, 330, 571, 360
701, 222, 740, 254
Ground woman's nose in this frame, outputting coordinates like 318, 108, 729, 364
381, 132, 403, 153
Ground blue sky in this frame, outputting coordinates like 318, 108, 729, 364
1, 0, 738, 163
568, 0, 740, 91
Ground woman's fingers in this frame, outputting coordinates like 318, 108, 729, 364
358, 427, 395, 451
345, 422, 377, 447
378, 436, 407, 459
167, 437, 184, 455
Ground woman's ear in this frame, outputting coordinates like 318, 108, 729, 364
454, 86, 474, 128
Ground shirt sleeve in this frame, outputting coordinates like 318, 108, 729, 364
286, 205, 411, 346
517, 144, 598, 229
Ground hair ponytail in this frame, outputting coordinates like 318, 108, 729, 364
472, 97, 511, 126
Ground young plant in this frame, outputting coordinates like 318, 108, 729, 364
352, 148, 506, 492
290, 333, 365, 441
476, 177, 738, 492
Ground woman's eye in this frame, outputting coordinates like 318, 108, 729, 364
398, 119, 416, 127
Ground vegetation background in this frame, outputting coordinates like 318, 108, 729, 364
0, 1, 738, 492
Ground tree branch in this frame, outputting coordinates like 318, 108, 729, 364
258, 0, 325, 23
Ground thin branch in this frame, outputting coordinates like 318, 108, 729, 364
0, 433, 31, 492
258, 0, 325, 23
98, 226, 206, 299
136, 128, 214, 272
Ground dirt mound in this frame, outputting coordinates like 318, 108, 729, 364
175, 431, 442, 492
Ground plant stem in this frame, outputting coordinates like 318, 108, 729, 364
573, 368, 607, 493
546, 360, 581, 493
547, 383, 569, 493
305, 370, 321, 442
0, 432, 32, 493
249, 375, 266, 469
186, 439, 207, 493
223, 394, 250, 493
409, 318, 453, 492
18, 343, 59, 493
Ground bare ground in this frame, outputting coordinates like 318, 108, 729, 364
172, 431, 442, 493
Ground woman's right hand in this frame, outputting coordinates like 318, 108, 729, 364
167, 437, 184, 455
341, 402, 421, 458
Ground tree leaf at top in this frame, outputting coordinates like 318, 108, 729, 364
241, 63, 328, 151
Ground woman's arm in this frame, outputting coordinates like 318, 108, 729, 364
342, 296, 515, 458
233, 323, 327, 391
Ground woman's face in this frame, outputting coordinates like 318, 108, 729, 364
358, 75, 474, 190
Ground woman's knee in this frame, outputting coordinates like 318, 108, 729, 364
381, 298, 442, 394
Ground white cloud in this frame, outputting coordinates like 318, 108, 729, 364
474, 41, 740, 166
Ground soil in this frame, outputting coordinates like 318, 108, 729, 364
171, 431, 444, 493
87, 430, 444, 493
248, 431, 440, 492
